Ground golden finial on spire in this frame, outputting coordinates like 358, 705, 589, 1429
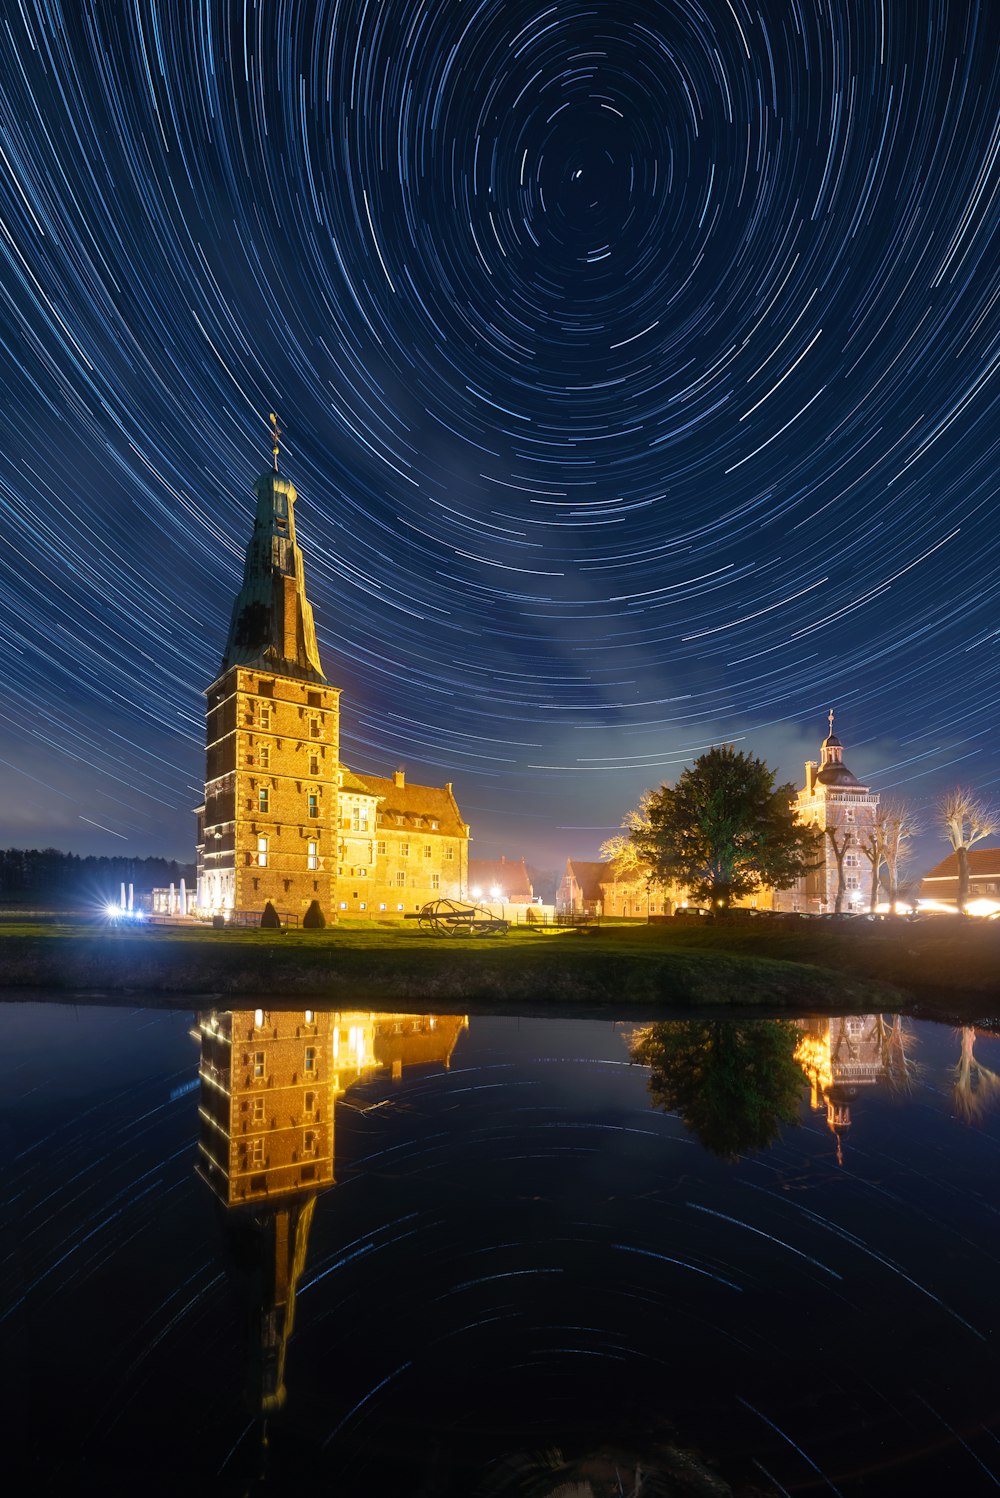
269, 411, 281, 472
828, 708, 835, 736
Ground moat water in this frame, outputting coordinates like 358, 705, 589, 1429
2, 1002, 999, 1496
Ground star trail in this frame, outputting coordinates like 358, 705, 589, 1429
1, 0, 999, 864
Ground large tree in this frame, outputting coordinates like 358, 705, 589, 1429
938, 788, 998, 912
628, 745, 821, 908
630, 1020, 806, 1159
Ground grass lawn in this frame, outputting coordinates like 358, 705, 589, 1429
1, 913, 997, 1017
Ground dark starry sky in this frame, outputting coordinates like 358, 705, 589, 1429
2, 0, 998, 873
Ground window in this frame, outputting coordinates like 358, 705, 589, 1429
359, 902, 367, 911
309, 753, 319, 775
339, 901, 347, 910
430, 819, 439, 830
252, 1096, 265, 1123
304, 1046, 316, 1073
352, 806, 368, 832
304, 1090, 316, 1113
253, 1051, 265, 1078
308, 841, 318, 870
424, 845, 432, 859
251, 1138, 264, 1164
258, 787, 269, 813
254, 1008, 264, 1027
378, 902, 386, 911
377, 840, 387, 856
308, 792, 319, 819
395, 871, 406, 887
305, 1010, 314, 1025
257, 836, 268, 867
303, 1130, 317, 1156
259, 706, 271, 730
844, 808, 855, 823
431, 874, 440, 890
309, 718, 321, 739
259, 746, 270, 770
395, 815, 404, 826
445, 846, 454, 861
307, 691, 321, 707
400, 842, 410, 857
396, 903, 404, 912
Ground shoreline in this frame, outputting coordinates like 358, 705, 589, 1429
1, 920, 998, 1024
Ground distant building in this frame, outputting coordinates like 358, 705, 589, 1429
556, 858, 673, 918
919, 848, 1000, 907
197, 433, 469, 919
468, 855, 533, 905
775, 715, 879, 913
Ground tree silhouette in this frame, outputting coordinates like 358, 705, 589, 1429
629, 1019, 806, 1158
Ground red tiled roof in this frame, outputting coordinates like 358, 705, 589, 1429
563, 859, 608, 901
469, 856, 533, 899
355, 772, 469, 838
920, 847, 1000, 881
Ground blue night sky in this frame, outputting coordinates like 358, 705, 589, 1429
1, 0, 998, 874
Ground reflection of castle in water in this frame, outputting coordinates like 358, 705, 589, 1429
794, 1016, 905, 1163
196, 1008, 467, 1414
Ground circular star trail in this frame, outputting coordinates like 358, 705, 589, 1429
1, 0, 999, 863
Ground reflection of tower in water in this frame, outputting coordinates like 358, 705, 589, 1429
196, 1008, 467, 1415
794, 1016, 892, 1164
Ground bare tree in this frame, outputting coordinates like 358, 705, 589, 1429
953, 1028, 1000, 1124
938, 788, 999, 912
823, 804, 853, 914
857, 823, 885, 911
601, 791, 668, 913
879, 798, 921, 913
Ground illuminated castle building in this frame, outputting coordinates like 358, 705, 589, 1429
196, 1007, 467, 1413
795, 1015, 893, 1163
196, 421, 469, 919
775, 714, 879, 913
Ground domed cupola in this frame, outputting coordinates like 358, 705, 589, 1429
814, 711, 866, 790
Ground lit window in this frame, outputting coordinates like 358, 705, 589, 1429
253, 1051, 265, 1078
445, 847, 454, 861
254, 1008, 264, 1027
400, 842, 410, 857
257, 836, 268, 867
431, 874, 440, 890
304, 1046, 316, 1073
305, 1010, 314, 1025
360, 901, 366, 910
252, 1097, 264, 1122
395, 871, 406, 887
339, 901, 347, 910
308, 792, 319, 819
377, 840, 387, 856
396, 903, 403, 912
379, 902, 386, 911
307, 841, 318, 870
424, 845, 432, 858
259, 746, 270, 770
258, 787, 269, 813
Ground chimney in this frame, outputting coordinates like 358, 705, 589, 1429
394, 768, 405, 788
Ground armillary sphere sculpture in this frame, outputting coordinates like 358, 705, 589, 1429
405, 898, 509, 936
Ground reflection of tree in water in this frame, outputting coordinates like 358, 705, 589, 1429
953, 1027, 1000, 1124
629, 1020, 805, 1159
875, 1014, 921, 1095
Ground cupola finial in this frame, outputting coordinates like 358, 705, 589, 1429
269, 411, 281, 472
828, 707, 835, 736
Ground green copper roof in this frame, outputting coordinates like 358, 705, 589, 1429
221, 468, 326, 683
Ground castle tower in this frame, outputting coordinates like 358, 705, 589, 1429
777, 713, 880, 913
200, 420, 341, 917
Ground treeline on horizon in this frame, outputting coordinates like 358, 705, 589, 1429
0, 848, 196, 907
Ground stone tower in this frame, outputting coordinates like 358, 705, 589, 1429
199, 432, 340, 918
777, 714, 880, 913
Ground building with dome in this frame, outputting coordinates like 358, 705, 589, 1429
195, 425, 469, 920
774, 714, 880, 913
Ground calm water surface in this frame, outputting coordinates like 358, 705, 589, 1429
1, 1003, 999, 1496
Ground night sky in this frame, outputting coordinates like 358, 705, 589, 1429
2, 1, 999, 874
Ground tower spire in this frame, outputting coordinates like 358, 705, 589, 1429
828, 707, 835, 736
269, 411, 281, 473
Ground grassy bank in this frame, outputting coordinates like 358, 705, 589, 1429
3, 915, 997, 1018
